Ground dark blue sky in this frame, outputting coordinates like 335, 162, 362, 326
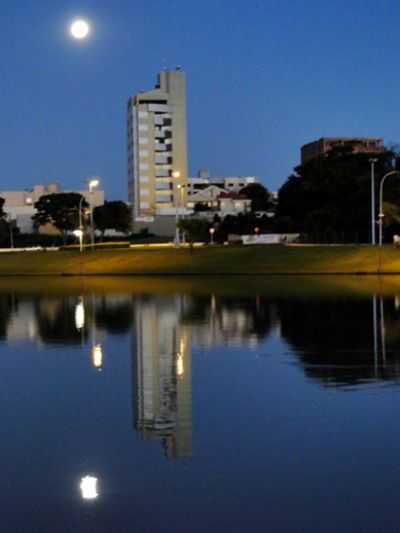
1, 0, 398, 199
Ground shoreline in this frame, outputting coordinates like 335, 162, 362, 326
0, 244, 398, 276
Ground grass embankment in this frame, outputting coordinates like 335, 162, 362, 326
0, 244, 399, 276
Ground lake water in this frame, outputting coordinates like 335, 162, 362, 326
1, 276, 400, 532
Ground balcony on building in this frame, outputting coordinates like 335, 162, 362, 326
155, 182, 172, 190
156, 169, 170, 178
148, 104, 170, 113
155, 142, 167, 152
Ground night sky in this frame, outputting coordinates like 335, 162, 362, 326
1, 0, 398, 199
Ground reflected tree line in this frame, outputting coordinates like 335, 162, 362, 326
1, 290, 400, 387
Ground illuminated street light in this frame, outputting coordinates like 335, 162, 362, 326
209, 227, 215, 245
73, 229, 83, 252
88, 178, 99, 190
369, 158, 378, 245
173, 171, 181, 246
177, 183, 187, 244
87, 178, 100, 249
378, 170, 400, 245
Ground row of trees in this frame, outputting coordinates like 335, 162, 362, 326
0, 193, 132, 245
0, 198, 10, 245
32, 194, 132, 240
276, 145, 400, 242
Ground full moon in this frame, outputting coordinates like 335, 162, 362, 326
70, 19, 90, 40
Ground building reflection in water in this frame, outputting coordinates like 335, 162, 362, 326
4, 288, 400, 455
132, 295, 192, 460
130, 293, 274, 460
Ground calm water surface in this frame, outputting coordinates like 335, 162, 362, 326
1, 276, 400, 532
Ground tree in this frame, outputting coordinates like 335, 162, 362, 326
218, 212, 269, 239
177, 218, 208, 248
239, 183, 272, 212
276, 147, 400, 242
32, 193, 88, 239
0, 197, 5, 219
0, 198, 8, 245
93, 201, 132, 237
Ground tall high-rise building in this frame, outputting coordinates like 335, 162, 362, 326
127, 69, 188, 232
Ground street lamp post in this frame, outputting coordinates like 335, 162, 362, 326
76, 195, 86, 252
177, 183, 187, 244
87, 178, 99, 249
369, 158, 378, 245
378, 170, 400, 246
172, 171, 181, 246
73, 229, 84, 252
6, 215, 14, 249
209, 227, 215, 245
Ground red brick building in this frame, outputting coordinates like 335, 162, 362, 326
301, 137, 385, 164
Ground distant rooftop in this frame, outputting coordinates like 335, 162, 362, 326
301, 136, 385, 164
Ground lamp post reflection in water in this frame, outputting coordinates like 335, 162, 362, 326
74, 295, 104, 370
380, 296, 386, 366
75, 298, 85, 331
372, 294, 388, 375
173, 171, 181, 247
79, 475, 99, 500
176, 337, 187, 377
92, 343, 103, 371
91, 294, 103, 371
373, 295, 378, 375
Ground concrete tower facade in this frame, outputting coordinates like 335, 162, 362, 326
127, 69, 188, 233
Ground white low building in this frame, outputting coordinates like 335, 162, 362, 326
187, 186, 251, 218
187, 169, 258, 196
186, 185, 226, 211
0, 183, 105, 234
218, 192, 252, 216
